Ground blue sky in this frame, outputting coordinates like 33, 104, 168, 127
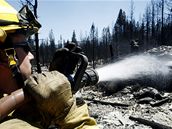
7, 0, 150, 42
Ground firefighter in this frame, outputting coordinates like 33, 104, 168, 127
130, 40, 139, 53
0, 0, 98, 128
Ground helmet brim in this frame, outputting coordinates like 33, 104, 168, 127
0, 1, 41, 36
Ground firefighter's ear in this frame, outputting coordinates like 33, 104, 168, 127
0, 29, 7, 43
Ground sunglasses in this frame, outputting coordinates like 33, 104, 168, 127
13, 41, 34, 53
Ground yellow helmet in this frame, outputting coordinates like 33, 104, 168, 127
0, 0, 41, 42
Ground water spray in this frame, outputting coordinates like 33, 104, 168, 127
96, 54, 172, 91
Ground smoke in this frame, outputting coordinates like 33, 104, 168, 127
96, 54, 172, 90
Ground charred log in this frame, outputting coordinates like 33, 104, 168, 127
84, 98, 130, 107
129, 116, 172, 129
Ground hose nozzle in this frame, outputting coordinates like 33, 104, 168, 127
81, 68, 99, 87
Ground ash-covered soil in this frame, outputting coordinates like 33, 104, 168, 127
79, 85, 172, 129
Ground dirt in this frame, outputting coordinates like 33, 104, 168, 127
79, 85, 172, 129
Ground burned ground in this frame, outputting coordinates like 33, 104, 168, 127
80, 85, 172, 129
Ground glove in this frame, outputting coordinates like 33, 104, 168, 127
49, 48, 70, 73
57, 101, 99, 129
49, 42, 83, 75
25, 71, 99, 129
25, 71, 74, 122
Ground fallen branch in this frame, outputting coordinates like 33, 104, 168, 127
129, 116, 172, 129
84, 98, 130, 107
150, 97, 169, 107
